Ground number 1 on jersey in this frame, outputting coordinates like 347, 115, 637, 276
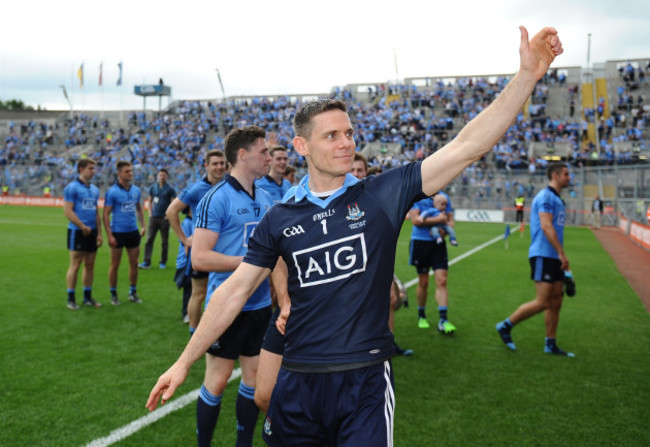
321, 219, 328, 235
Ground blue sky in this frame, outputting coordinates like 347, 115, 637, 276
1, 0, 648, 111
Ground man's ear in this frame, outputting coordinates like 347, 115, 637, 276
293, 136, 308, 157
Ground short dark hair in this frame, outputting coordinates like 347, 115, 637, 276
158, 168, 169, 175
293, 99, 347, 139
224, 126, 266, 166
546, 162, 567, 180
284, 165, 296, 176
270, 146, 288, 157
367, 166, 382, 176
77, 158, 96, 173
116, 160, 131, 171
205, 149, 225, 165
353, 153, 368, 171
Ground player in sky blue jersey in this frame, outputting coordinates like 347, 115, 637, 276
496, 163, 574, 356
166, 150, 227, 333
63, 158, 102, 310
409, 190, 457, 333
255, 145, 292, 203
190, 126, 273, 447
147, 27, 564, 446
102, 161, 145, 305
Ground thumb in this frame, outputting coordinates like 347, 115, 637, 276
519, 26, 529, 52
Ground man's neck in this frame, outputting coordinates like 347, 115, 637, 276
230, 168, 256, 196
118, 179, 130, 189
307, 172, 346, 194
268, 170, 283, 184
79, 176, 91, 186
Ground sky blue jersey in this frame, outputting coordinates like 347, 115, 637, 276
255, 175, 292, 203
410, 191, 453, 241
195, 175, 273, 311
105, 183, 141, 233
529, 186, 565, 259
63, 178, 99, 230
177, 177, 214, 219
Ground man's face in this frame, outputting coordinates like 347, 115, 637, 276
270, 150, 289, 176
79, 163, 96, 181
118, 165, 133, 183
206, 155, 226, 182
351, 160, 367, 180
284, 172, 296, 185
295, 109, 356, 178
157, 171, 168, 184
554, 167, 571, 189
245, 137, 272, 178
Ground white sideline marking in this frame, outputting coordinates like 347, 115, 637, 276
85, 234, 502, 446
404, 234, 504, 289
84, 368, 242, 447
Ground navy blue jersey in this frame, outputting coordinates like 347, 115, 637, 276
105, 183, 141, 233
529, 186, 565, 259
148, 182, 176, 217
63, 178, 100, 230
177, 177, 214, 219
244, 163, 424, 371
195, 175, 273, 311
255, 175, 292, 203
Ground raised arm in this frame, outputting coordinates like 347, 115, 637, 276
145, 261, 271, 411
421, 26, 563, 196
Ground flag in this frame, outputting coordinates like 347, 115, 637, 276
504, 224, 511, 240
519, 220, 525, 238
60, 85, 69, 101
99, 62, 103, 86
116, 62, 123, 86
77, 63, 84, 89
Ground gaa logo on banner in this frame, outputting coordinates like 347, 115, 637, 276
456, 209, 505, 223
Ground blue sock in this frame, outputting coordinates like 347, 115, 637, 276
418, 306, 426, 319
129, 285, 136, 294
67, 289, 75, 301
504, 318, 514, 329
189, 327, 196, 337
83, 287, 92, 301
438, 306, 448, 321
235, 381, 259, 447
545, 337, 556, 347
110, 287, 117, 297
197, 385, 221, 447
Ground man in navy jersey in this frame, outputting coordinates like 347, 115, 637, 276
166, 150, 226, 333
409, 191, 456, 333
63, 158, 102, 310
255, 146, 292, 203
496, 163, 574, 356
190, 126, 274, 446
147, 26, 563, 446
103, 160, 146, 305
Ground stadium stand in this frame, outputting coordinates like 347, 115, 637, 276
1, 58, 648, 208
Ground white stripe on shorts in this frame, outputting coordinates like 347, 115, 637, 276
383, 360, 395, 447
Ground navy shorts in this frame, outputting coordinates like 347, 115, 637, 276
409, 239, 448, 274
529, 256, 563, 283
112, 230, 141, 249
67, 228, 98, 252
207, 305, 272, 359
261, 308, 285, 355
263, 360, 395, 446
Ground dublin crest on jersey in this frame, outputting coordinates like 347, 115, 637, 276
345, 203, 365, 221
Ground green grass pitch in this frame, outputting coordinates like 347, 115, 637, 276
0, 205, 648, 446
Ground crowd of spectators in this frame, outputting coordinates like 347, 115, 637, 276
2, 64, 649, 200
